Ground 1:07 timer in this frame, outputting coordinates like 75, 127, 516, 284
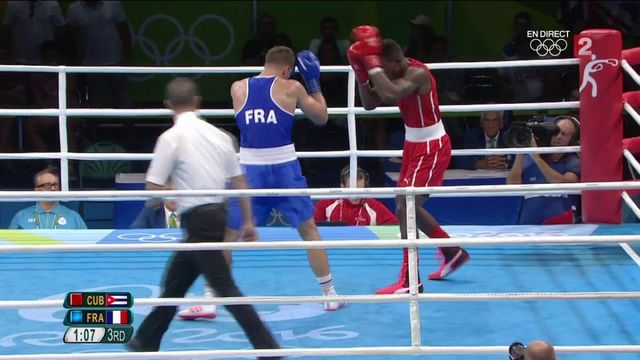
64, 327, 105, 343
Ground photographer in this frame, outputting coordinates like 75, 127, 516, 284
506, 116, 581, 225
509, 340, 556, 360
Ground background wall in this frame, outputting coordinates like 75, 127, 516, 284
0, 0, 565, 103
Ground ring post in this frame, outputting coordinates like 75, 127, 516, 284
575, 29, 623, 223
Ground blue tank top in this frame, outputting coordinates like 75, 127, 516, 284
235, 76, 295, 149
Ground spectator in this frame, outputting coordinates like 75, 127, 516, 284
26, 41, 79, 153
507, 116, 581, 225
9, 167, 87, 229
130, 181, 179, 229
500, 12, 543, 102
525, 340, 556, 360
456, 111, 512, 170
502, 12, 533, 60
308, 17, 350, 63
0, 48, 28, 158
314, 166, 398, 225
317, 39, 347, 106
241, 13, 278, 66
66, 0, 132, 108
274, 32, 292, 49
1, 0, 65, 65
404, 14, 435, 63
428, 35, 466, 149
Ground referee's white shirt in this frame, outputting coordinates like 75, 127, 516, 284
146, 111, 242, 213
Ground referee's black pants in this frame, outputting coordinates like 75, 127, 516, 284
134, 203, 281, 358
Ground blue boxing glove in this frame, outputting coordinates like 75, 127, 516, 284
296, 50, 321, 94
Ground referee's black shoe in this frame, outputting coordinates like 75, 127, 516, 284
126, 336, 156, 352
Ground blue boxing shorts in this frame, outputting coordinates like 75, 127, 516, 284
226, 196, 243, 231
244, 160, 314, 227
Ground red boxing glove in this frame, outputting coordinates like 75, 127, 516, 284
347, 47, 369, 85
351, 25, 381, 44
348, 41, 383, 72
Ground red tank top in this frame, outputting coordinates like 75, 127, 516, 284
397, 58, 441, 128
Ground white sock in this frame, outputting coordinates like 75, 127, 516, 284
317, 274, 334, 294
204, 284, 214, 297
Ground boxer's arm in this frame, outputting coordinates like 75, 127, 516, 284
369, 67, 429, 103
357, 81, 382, 110
230, 79, 247, 113
295, 81, 328, 126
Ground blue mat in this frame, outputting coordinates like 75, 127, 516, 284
1, 225, 639, 359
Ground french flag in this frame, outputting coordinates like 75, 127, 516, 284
106, 310, 129, 325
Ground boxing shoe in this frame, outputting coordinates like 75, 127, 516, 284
177, 304, 217, 320
428, 248, 470, 280
375, 260, 423, 294
322, 286, 346, 311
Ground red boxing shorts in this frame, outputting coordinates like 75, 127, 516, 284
397, 134, 451, 188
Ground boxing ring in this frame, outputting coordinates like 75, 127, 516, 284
1, 29, 640, 359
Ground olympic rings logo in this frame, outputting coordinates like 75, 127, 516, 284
131, 13, 235, 81
529, 38, 568, 57
117, 232, 182, 242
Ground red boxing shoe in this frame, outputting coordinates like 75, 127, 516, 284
375, 261, 423, 294
428, 248, 470, 280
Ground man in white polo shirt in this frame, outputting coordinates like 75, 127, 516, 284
127, 78, 280, 359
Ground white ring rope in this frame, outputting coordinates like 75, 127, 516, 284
1, 292, 639, 310
0, 100, 579, 117
0, 145, 581, 161
622, 59, 640, 86
624, 149, 640, 174
623, 191, 640, 220
1, 345, 639, 359
0, 181, 635, 202
1, 235, 639, 253
0, 58, 578, 74
624, 102, 640, 127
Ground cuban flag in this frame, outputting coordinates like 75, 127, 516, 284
106, 310, 129, 325
106, 294, 128, 307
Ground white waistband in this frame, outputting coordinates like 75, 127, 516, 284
404, 122, 446, 143
239, 144, 297, 165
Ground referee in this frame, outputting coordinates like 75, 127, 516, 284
128, 77, 281, 358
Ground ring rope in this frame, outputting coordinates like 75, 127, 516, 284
0, 145, 582, 161
0, 181, 636, 202
1, 235, 639, 253
624, 149, 640, 173
624, 102, 640, 126
1, 291, 639, 310
1, 344, 639, 359
0, 100, 579, 117
622, 59, 640, 86
0, 58, 577, 75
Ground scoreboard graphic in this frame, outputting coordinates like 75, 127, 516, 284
62, 292, 134, 344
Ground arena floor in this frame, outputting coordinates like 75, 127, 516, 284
1, 224, 639, 359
